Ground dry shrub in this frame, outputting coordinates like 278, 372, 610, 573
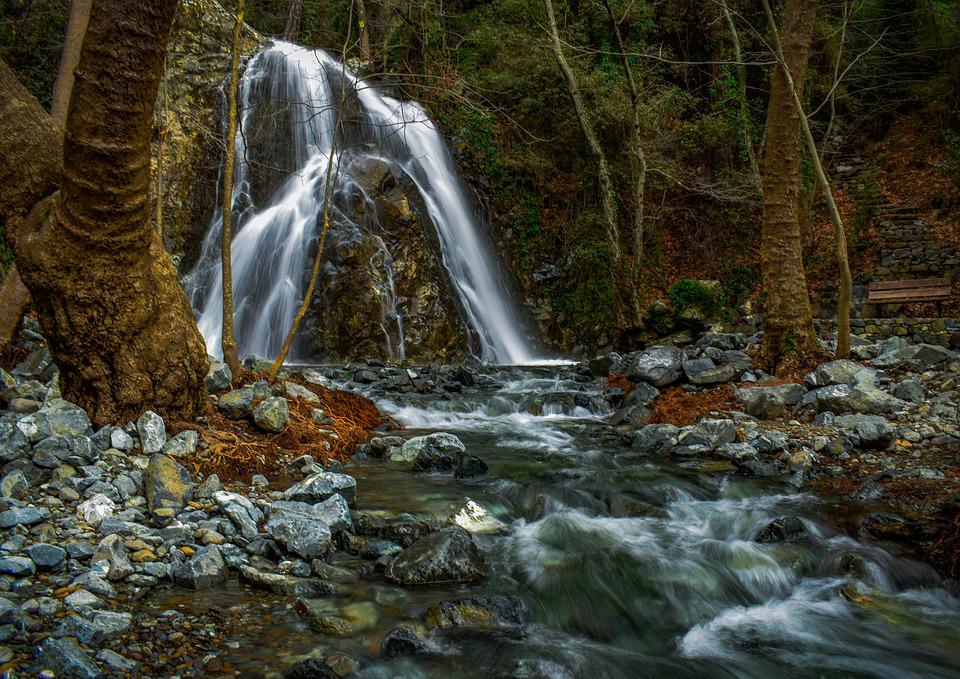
606, 372, 636, 395
645, 384, 736, 427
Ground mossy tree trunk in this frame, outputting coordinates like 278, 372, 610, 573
0, 0, 208, 426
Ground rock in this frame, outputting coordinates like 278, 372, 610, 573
136, 411, 166, 453
425, 595, 528, 629
359, 539, 403, 560
194, 474, 222, 499
91, 534, 134, 581
284, 658, 340, 679
77, 494, 116, 526
71, 573, 117, 599
625, 346, 683, 387
110, 428, 135, 451
805, 360, 871, 387
145, 454, 193, 514
677, 419, 736, 450
205, 361, 233, 393
623, 381, 659, 408
632, 424, 679, 455
296, 599, 357, 636
385, 527, 487, 585
455, 455, 489, 478
217, 387, 254, 419
803, 383, 903, 416
450, 499, 506, 534
26, 543, 67, 570
36, 636, 102, 678
55, 610, 132, 646
380, 624, 428, 658
0, 470, 28, 499
285, 382, 320, 403
173, 545, 228, 589
389, 432, 466, 472
35, 399, 93, 439
239, 565, 336, 597
715, 442, 759, 461
874, 343, 956, 367
96, 649, 138, 673
284, 471, 357, 506
755, 516, 807, 543
894, 379, 925, 403
0, 555, 36, 576
736, 384, 805, 419
162, 429, 198, 457
0, 506, 51, 528
265, 501, 337, 559
65, 590, 102, 610
835, 414, 895, 449
213, 491, 263, 539
252, 397, 289, 433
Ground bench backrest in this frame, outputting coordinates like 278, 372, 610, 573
867, 278, 952, 302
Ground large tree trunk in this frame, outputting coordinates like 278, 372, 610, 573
1, 1, 208, 426
50, 0, 93, 128
0, 265, 30, 349
284, 0, 303, 42
758, 0, 821, 370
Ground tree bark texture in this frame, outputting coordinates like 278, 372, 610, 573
0, 265, 30, 349
284, 0, 303, 42
356, 0, 371, 58
1, 0, 208, 426
50, 0, 92, 129
759, 0, 821, 369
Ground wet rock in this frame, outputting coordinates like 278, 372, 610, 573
449, 498, 506, 534
173, 545, 228, 589
145, 454, 194, 514
296, 599, 357, 637
736, 384, 805, 419
26, 543, 66, 570
36, 636, 102, 678
284, 658, 340, 679
380, 624, 428, 658
389, 432, 466, 472
835, 414, 895, 449
632, 424, 679, 455
217, 387, 254, 419
0, 506, 51, 528
455, 455, 489, 478
359, 539, 403, 560
803, 383, 903, 416
239, 565, 336, 597
715, 442, 759, 461
0, 555, 36, 576
91, 534, 134, 581
253, 396, 289, 433
623, 381, 659, 408
385, 526, 487, 585
77, 493, 116, 526
205, 361, 233, 393
510, 658, 576, 679
284, 470, 357, 506
677, 419, 736, 450
625, 345, 683, 387
756, 516, 807, 543
136, 411, 166, 453
425, 595, 528, 629
213, 490, 263, 539
265, 501, 334, 559
55, 610, 132, 646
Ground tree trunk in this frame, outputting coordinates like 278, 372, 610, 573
1, 0, 208, 427
284, 0, 303, 42
719, 0, 760, 180
356, 0, 371, 59
0, 265, 30, 349
50, 0, 92, 128
762, 0, 851, 358
221, 0, 244, 379
758, 0, 821, 370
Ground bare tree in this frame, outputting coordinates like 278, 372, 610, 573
284, 0, 303, 42
719, 0, 761, 179
356, 0, 372, 59
50, 0, 92, 129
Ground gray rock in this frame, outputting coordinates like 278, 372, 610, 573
136, 411, 166, 453
77, 494, 115, 526
70, 573, 117, 599
55, 610, 132, 646
96, 649, 138, 673
835, 414, 895, 449
677, 419, 737, 450
213, 490, 263, 539
622, 381, 659, 408
894, 379, 925, 403
385, 526, 487, 585
110, 428, 134, 451
194, 474, 222, 499
217, 388, 254, 419
380, 624, 429, 658
0, 470, 28, 499
632, 424, 679, 455
0, 506, 51, 528
252, 397, 289, 433
805, 360, 872, 387
173, 545, 228, 589
285, 382, 320, 403
36, 636, 103, 678
238, 565, 336, 597
29, 399, 93, 441
0, 555, 36, 576
265, 502, 334, 560
804, 383, 904, 415
873, 343, 956, 368
715, 442, 759, 461
388, 432, 466, 472
0, 415, 30, 461
204, 361, 233, 394
275, 494, 352, 534
65, 590, 102, 610
736, 384, 805, 419
26, 543, 66, 570
625, 346, 684, 387
91, 534, 133, 581
144, 454, 193, 514
284, 471, 357, 506
162, 429, 198, 457
756, 516, 807, 543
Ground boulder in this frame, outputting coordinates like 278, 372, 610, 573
110, 428, 135, 451
145, 454, 194, 514
803, 383, 904, 416
677, 419, 737, 450
26, 543, 67, 570
835, 414, 895, 449
91, 534, 134, 581
55, 610, 132, 646
204, 361, 233, 393
805, 360, 872, 387
0, 506, 51, 528
173, 545, 228, 589
136, 411, 166, 453
449, 499, 506, 534
425, 595, 528, 629
0, 555, 36, 576
632, 423, 679, 455
284, 471, 357, 506
380, 624, 429, 658
36, 636, 103, 678
736, 384, 805, 419
894, 379, 925, 403
623, 381, 659, 408
252, 396, 289, 433
265, 502, 334, 560
873, 343, 956, 368
162, 429, 199, 457
625, 346, 683, 387
388, 432, 466, 472
385, 527, 487, 585
0, 470, 28, 499
212, 491, 263, 539
239, 565, 336, 597
217, 388, 254, 419
755, 516, 807, 543
296, 599, 357, 637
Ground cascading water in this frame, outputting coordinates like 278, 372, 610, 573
185, 41, 537, 364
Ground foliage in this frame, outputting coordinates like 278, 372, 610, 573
667, 278, 721, 317
718, 258, 756, 309
851, 161, 882, 240
0, 224, 13, 273
939, 129, 960, 184
0, 0, 70, 108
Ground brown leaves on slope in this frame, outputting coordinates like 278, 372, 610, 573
644, 384, 736, 427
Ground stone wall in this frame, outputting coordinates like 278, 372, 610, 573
873, 220, 960, 279
815, 318, 960, 348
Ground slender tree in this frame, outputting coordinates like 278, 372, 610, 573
719, 0, 761, 179
284, 0, 303, 42
758, 0, 821, 369
356, 0, 371, 59
50, 0, 92, 129
0, 1, 208, 426
220, 0, 245, 379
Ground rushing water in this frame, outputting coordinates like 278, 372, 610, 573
185, 41, 536, 364
153, 367, 960, 678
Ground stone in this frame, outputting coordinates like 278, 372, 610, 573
136, 411, 166, 453
385, 527, 487, 585
756, 516, 807, 543
296, 599, 357, 636
425, 595, 528, 629
623, 381, 659, 408
213, 490, 263, 539
77, 494, 116, 526
625, 346, 683, 387
804, 383, 903, 416
677, 419, 736, 450
238, 565, 336, 597
632, 424, 679, 455
0, 470, 28, 499
0, 506, 51, 528
805, 360, 871, 387
0, 555, 36, 576
285, 382, 320, 403
32, 399, 93, 440
217, 387, 254, 419
835, 414, 895, 449
110, 428, 134, 451
874, 343, 956, 368
894, 379, 925, 403
96, 649, 138, 673
284, 658, 340, 679
71, 573, 117, 599
205, 361, 233, 393
455, 455, 489, 478
265, 501, 335, 560
389, 432, 466, 472
380, 624, 428, 658
91, 535, 134, 581
173, 545, 228, 589
736, 384, 805, 419
252, 397, 289, 433
26, 543, 66, 570
450, 499, 506, 534
145, 454, 193, 514
162, 429, 198, 457
55, 610, 132, 646
65, 590, 103, 610
36, 636, 102, 678
284, 470, 357, 506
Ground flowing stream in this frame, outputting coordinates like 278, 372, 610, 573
185, 41, 536, 365
147, 366, 960, 678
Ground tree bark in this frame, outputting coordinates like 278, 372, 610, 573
762, 0, 851, 358
356, 0, 371, 59
221, 0, 245, 379
758, 0, 821, 370
50, 0, 92, 128
1, 0, 208, 426
0, 265, 30, 349
719, 0, 760, 180
284, 0, 303, 42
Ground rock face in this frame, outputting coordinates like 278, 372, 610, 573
385, 527, 488, 585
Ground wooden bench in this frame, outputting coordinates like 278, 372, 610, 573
867, 278, 952, 316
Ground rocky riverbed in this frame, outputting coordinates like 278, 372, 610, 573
3, 320, 960, 677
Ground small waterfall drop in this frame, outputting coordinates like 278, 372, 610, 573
185, 41, 537, 364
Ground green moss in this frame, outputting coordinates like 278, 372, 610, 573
0, 224, 13, 273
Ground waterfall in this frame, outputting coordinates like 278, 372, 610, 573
185, 41, 538, 365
